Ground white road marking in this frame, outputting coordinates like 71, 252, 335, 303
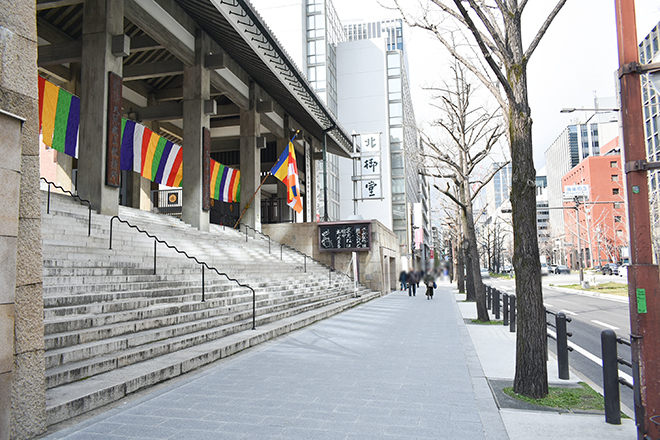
561, 309, 578, 316
548, 329, 634, 385
591, 320, 620, 330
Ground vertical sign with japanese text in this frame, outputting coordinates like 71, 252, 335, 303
356, 132, 382, 200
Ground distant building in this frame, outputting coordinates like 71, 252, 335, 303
545, 120, 619, 242
536, 167, 551, 261
485, 162, 512, 219
561, 138, 625, 268
639, 21, 660, 262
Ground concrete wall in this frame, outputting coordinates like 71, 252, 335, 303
0, 0, 46, 437
263, 221, 399, 295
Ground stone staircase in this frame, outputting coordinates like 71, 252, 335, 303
41, 191, 379, 426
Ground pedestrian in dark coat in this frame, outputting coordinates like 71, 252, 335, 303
407, 270, 417, 296
399, 271, 407, 290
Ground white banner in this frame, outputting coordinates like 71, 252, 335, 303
362, 179, 382, 198
360, 133, 380, 153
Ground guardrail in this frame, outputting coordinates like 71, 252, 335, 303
109, 215, 257, 330
601, 329, 635, 425
41, 177, 91, 236
546, 309, 573, 380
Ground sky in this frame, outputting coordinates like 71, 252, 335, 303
331, 0, 660, 171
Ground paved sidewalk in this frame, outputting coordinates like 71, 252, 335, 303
40, 281, 635, 439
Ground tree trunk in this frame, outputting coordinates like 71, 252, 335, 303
465, 203, 490, 321
456, 240, 465, 293
465, 250, 475, 301
507, 15, 548, 399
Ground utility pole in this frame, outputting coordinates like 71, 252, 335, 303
615, 1, 660, 438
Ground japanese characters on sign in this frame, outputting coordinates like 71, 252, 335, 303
318, 221, 371, 252
563, 184, 590, 200
354, 132, 382, 200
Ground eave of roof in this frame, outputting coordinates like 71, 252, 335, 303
174, 0, 353, 157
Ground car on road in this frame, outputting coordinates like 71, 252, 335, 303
541, 262, 549, 276
618, 263, 629, 277
554, 264, 570, 274
480, 268, 490, 279
549, 264, 557, 273
602, 263, 619, 275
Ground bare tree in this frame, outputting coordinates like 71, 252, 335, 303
423, 65, 505, 322
395, 0, 568, 398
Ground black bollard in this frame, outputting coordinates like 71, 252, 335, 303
494, 289, 500, 320
556, 312, 570, 380
601, 329, 621, 425
502, 293, 509, 326
486, 286, 491, 309
509, 295, 516, 332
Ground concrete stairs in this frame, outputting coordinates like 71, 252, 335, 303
41, 191, 379, 426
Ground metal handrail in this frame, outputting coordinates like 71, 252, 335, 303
238, 222, 271, 254
234, 221, 353, 285
41, 177, 92, 236
109, 215, 257, 330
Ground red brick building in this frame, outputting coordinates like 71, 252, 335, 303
561, 138, 627, 268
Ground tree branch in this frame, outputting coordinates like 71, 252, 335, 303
524, 0, 568, 64
452, 0, 516, 103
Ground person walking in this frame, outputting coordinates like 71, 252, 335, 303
399, 271, 407, 291
407, 270, 417, 297
423, 272, 436, 300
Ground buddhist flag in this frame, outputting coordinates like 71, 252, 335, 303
120, 118, 183, 187
210, 159, 240, 203
38, 76, 80, 158
270, 142, 303, 213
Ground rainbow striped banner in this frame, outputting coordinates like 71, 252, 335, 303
120, 118, 183, 187
210, 159, 240, 203
38, 76, 80, 158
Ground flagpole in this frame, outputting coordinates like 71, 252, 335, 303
234, 131, 299, 229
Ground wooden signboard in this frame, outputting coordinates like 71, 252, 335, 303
318, 221, 371, 252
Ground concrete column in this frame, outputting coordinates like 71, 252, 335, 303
0, 0, 45, 436
78, 0, 123, 215
239, 83, 261, 231
182, 30, 210, 231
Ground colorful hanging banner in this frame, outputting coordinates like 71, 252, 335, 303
210, 159, 240, 203
120, 118, 183, 187
38, 76, 80, 158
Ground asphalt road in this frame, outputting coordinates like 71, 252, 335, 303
484, 272, 635, 414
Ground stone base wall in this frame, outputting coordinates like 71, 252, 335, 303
263, 220, 400, 295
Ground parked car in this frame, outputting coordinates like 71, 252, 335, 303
480, 268, 490, 279
619, 263, 629, 277
541, 262, 549, 276
554, 264, 570, 274
549, 264, 557, 274
602, 263, 619, 275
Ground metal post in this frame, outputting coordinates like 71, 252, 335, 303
304, 255, 306, 273
47, 184, 51, 214
201, 265, 205, 302
280, 244, 283, 260
616, 2, 660, 437
87, 204, 91, 237
503, 293, 509, 326
494, 289, 500, 320
322, 129, 330, 221
486, 286, 491, 309
268, 237, 271, 254
245, 224, 248, 242
252, 288, 256, 330
556, 312, 570, 380
575, 201, 584, 285
153, 239, 157, 275
601, 329, 622, 425
509, 295, 516, 332
109, 217, 115, 250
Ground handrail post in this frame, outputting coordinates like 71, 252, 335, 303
201, 265, 205, 302
268, 237, 271, 254
153, 239, 157, 275
556, 312, 570, 380
509, 295, 516, 332
280, 243, 283, 260
245, 224, 248, 242
252, 288, 256, 330
601, 329, 621, 424
47, 184, 51, 214
109, 217, 115, 250
87, 204, 91, 237
304, 255, 306, 273
502, 293, 509, 326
